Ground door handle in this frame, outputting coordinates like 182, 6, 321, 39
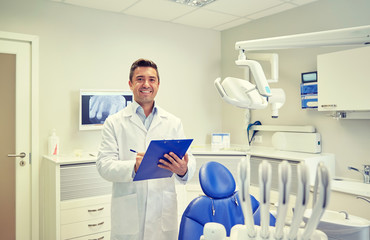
7, 152, 26, 158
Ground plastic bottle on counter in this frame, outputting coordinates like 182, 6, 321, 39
48, 128, 60, 155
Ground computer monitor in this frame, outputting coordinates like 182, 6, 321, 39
79, 89, 133, 130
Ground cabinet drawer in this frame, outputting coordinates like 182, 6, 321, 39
61, 216, 110, 240
61, 202, 111, 225
60, 163, 112, 200
70, 231, 110, 240
250, 157, 299, 194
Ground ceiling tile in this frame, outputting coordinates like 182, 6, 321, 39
204, 0, 284, 17
48, 0, 314, 31
213, 17, 251, 31
64, 0, 139, 12
248, 3, 296, 19
291, 0, 318, 5
172, 8, 239, 28
123, 0, 197, 21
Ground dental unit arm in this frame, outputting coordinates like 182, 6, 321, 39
215, 25, 370, 116
269, 88, 286, 118
235, 25, 370, 51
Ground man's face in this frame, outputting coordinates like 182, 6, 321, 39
129, 66, 159, 106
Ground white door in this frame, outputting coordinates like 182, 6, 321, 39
0, 38, 32, 239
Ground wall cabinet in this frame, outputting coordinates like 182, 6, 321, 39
317, 46, 370, 113
41, 155, 112, 240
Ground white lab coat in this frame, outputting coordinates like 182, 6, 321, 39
96, 103, 196, 240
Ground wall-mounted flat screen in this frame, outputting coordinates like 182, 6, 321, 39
79, 89, 133, 130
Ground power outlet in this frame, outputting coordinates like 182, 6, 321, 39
253, 135, 263, 143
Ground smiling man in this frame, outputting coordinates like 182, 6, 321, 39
97, 58, 196, 240
128, 63, 159, 116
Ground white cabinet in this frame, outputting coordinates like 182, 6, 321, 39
317, 46, 370, 112
41, 155, 112, 240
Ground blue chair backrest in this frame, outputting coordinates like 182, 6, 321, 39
178, 161, 276, 240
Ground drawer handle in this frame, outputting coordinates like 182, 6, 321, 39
88, 221, 104, 227
321, 104, 337, 108
88, 236, 104, 240
88, 207, 104, 213
88, 237, 104, 240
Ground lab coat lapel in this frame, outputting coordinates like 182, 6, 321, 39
130, 114, 147, 132
124, 105, 147, 133
149, 107, 167, 132
149, 114, 161, 132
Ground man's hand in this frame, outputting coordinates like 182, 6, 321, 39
134, 152, 145, 173
158, 152, 189, 177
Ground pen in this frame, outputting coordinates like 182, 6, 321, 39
130, 149, 138, 153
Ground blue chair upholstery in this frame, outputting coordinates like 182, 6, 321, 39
178, 161, 275, 240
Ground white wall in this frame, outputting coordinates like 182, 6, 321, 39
2, 0, 369, 180
221, 0, 370, 180
0, 0, 223, 154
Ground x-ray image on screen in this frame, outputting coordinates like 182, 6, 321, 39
80, 90, 133, 130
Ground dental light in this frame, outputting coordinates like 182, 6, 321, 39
214, 53, 285, 117
214, 49, 273, 110
214, 77, 268, 110
215, 25, 370, 117
214, 46, 284, 117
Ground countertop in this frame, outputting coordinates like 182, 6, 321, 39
331, 178, 370, 197
45, 147, 369, 197
191, 145, 335, 161
43, 153, 98, 165
191, 146, 368, 197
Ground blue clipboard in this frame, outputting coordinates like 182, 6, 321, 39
133, 139, 193, 181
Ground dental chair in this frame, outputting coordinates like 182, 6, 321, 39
178, 161, 276, 240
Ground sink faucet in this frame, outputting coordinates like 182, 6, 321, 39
348, 165, 370, 184
339, 211, 349, 219
356, 196, 370, 204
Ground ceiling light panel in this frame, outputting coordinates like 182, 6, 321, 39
170, 0, 217, 7
124, 0, 197, 21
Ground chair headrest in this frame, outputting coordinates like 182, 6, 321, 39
199, 161, 236, 199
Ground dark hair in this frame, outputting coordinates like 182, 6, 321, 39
129, 58, 160, 82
